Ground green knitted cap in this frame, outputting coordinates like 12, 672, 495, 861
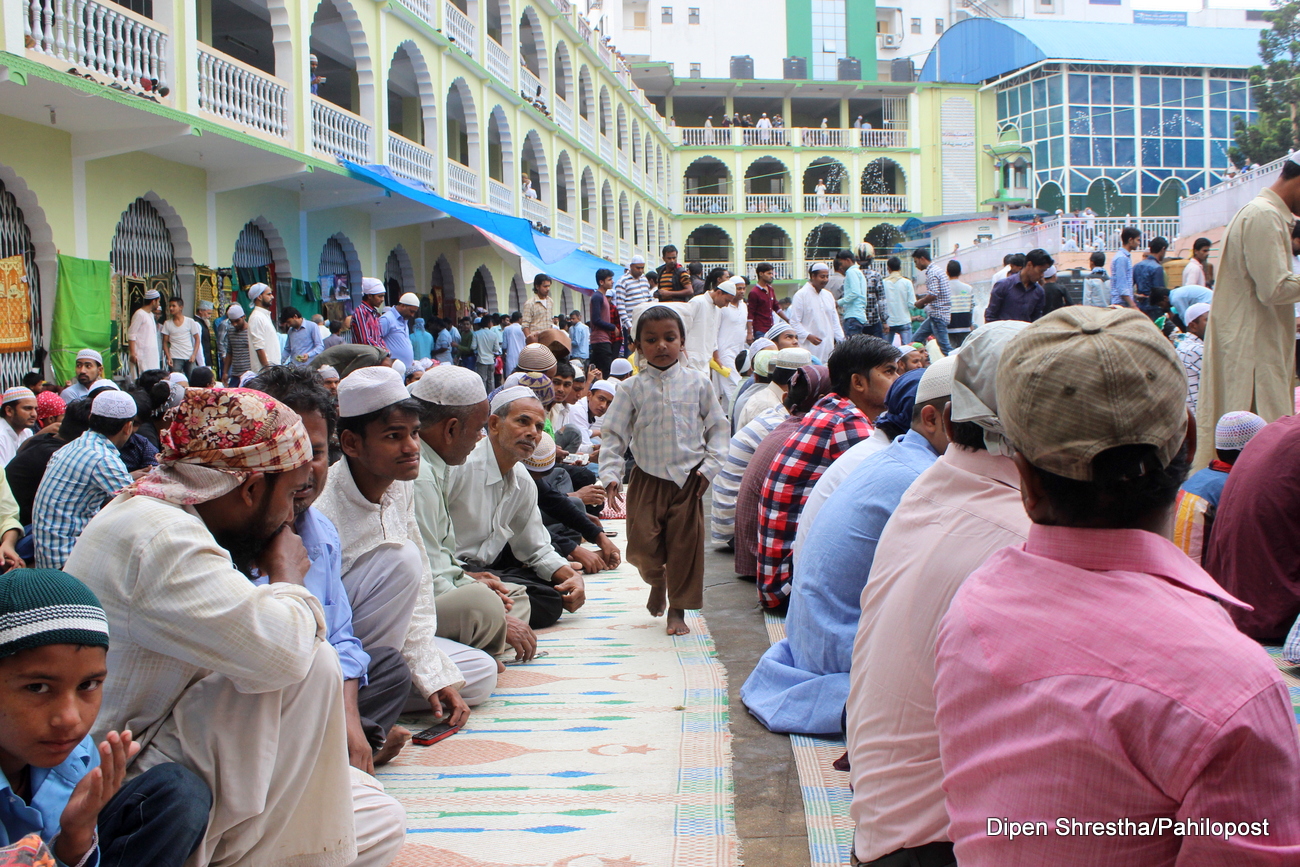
0, 568, 109, 659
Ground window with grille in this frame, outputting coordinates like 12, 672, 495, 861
319, 238, 348, 281
688, 7, 699, 23
110, 198, 176, 279
384, 249, 405, 305
0, 180, 43, 387
233, 223, 272, 270
910, 17, 921, 33
661, 6, 672, 22
935, 18, 944, 32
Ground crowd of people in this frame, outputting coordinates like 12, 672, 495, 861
2, 157, 1300, 865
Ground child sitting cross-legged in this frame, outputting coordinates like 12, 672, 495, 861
0, 568, 211, 867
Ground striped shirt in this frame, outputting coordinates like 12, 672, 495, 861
351, 301, 386, 350
922, 262, 951, 323
710, 406, 788, 544
221, 328, 252, 380
33, 430, 133, 570
612, 272, 653, 332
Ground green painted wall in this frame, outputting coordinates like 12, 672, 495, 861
846, 0, 877, 80
786, 0, 813, 67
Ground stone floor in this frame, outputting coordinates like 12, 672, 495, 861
701, 534, 811, 867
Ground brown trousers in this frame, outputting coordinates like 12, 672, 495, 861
625, 464, 706, 610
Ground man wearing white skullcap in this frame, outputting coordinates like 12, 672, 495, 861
788, 262, 844, 354
243, 282, 281, 374
351, 277, 389, 353
381, 291, 420, 371
60, 348, 106, 401
0, 386, 36, 465
318, 364, 341, 397
410, 366, 538, 663
564, 377, 615, 453
31, 388, 136, 569
128, 290, 163, 378
446, 385, 587, 629
1177, 300, 1211, 414
316, 366, 500, 728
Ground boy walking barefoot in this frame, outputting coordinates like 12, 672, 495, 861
599, 305, 729, 634
0, 569, 210, 866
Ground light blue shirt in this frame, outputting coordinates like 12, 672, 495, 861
502, 322, 525, 373
1169, 285, 1213, 320
433, 328, 455, 364
0, 737, 100, 867
1111, 248, 1134, 302
569, 321, 590, 359
471, 327, 501, 365
59, 381, 91, 402
380, 307, 414, 370
284, 322, 324, 364
253, 507, 369, 682
839, 264, 867, 322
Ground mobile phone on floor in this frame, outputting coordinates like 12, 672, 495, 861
412, 721, 461, 745
504, 650, 549, 666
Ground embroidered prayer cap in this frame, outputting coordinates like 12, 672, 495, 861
76, 349, 103, 365
0, 568, 109, 659
226, 304, 245, 320
590, 380, 618, 397
491, 385, 539, 413
361, 277, 387, 296
716, 278, 738, 296
915, 355, 956, 404
517, 344, 558, 372
610, 358, 634, 376
398, 292, 420, 307
246, 283, 270, 300
143, 289, 161, 300
765, 321, 793, 340
92, 389, 137, 420
753, 350, 778, 378
338, 366, 410, 418
390, 359, 407, 380
1185, 302, 1211, 324
198, 300, 215, 311
317, 365, 340, 382
996, 307, 1187, 482
411, 364, 487, 406
2, 386, 34, 405
808, 262, 829, 274
127, 388, 311, 506
1215, 411, 1267, 452
517, 371, 555, 408
630, 254, 646, 265
773, 347, 812, 371
87, 379, 118, 393
524, 432, 557, 472
950, 320, 1031, 456
36, 391, 66, 426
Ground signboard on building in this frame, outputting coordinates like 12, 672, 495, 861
1133, 10, 1188, 24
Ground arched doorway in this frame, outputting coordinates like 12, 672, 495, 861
864, 222, 906, 255
744, 156, 791, 212
487, 105, 513, 184
804, 157, 848, 213
553, 41, 572, 104
683, 156, 731, 213
580, 167, 595, 224
309, 0, 372, 122
446, 78, 479, 172
0, 180, 44, 385
1146, 177, 1186, 217
387, 42, 435, 148
318, 233, 361, 303
555, 150, 575, 214
1086, 177, 1133, 218
804, 222, 849, 262
384, 245, 415, 305
744, 224, 792, 278
861, 158, 906, 212
684, 224, 733, 269
470, 265, 498, 312
1035, 181, 1065, 215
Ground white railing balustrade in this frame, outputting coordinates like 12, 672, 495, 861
601, 230, 616, 256
578, 118, 596, 149
599, 136, 614, 164
197, 49, 288, 137
616, 150, 629, 175
394, 0, 433, 25
447, 162, 479, 203
443, 0, 476, 57
680, 127, 733, 147
858, 128, 907, 148
522, 196, 550, 225
740, 127, 788, 147
520, 66, 545, 107
619, 240, 631, 263
556, 212, 576, 241
803, 194, 850, 213
386, 133, 436, 188
746, 261, 793, 280
575, 15, 591, 42
581, 222, 597, 249
683, 194, 732, 214
745, 194, 792, 213
485, 38, 512, 84
799, 128, 849, 148
861, 194, 909, 213
488, 179, 514, 214
554, 0, 571, 12
696, 261, 734, 275
555, 98, 573, 130
311, 97, 372, 164
27, 0, 167, 89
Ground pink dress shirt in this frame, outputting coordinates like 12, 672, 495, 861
935, 524, 1300, 866
846, 446, 1029, 862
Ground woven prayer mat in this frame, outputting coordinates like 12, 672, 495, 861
378, 520, 741, 867
761, 612, 854, 867
1264, 646, 1300, 725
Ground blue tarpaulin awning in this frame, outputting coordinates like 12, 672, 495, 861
343, 161, 622, 295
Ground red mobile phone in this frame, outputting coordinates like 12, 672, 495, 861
412, 721, 462, 745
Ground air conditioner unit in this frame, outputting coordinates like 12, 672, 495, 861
880, 33, 902, 48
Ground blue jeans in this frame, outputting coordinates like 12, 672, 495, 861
99, 763, 211, 867
889, 324, 913, 345
912, 316, 952, 355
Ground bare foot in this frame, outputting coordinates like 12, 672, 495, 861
496, 659, 506, 673
374, 725, 411, 766
647, 585, 667, 617
666, 608, 690, 635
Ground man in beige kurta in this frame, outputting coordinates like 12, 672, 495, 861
1196, 168, 1300, 469
64, 388, 406, 867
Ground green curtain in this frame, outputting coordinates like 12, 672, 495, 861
290, 279, 321, 316
51, 254, 114, 385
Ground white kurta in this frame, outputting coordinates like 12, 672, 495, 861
715, 300, 747, 403
788, 283, 845, 354
684, 293, 720, 376
247, 305, 283, 372
128, 307, 160, 375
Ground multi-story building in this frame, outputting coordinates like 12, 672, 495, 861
0, 0, 673, 382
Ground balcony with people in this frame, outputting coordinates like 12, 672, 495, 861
671, 94, 911, 150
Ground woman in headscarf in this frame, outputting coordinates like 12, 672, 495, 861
410, 317, 433, 361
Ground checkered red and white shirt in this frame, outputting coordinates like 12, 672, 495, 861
756, 394, 872, 607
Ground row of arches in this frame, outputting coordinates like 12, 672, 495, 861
1033, 176, 1187, 218
683, 222, 908, 264
683, 156, 907, 197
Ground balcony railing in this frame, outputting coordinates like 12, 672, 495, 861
859, 129, 907, 148
520, 66, 545, 108
485, 37, 512, 84
680, 127, 728, 147
599, 135, 614, 164
447, 162, 479, 203
619, 240, 631, 263
394, 0, 433, 25
740, 127, 789, 147
386, 132, 437, 188
601, 230, 616, 256
443, 0, 476, 58
616, 150, 629, 175
196, 48, 288, 138
311, 96, 372, 164
26, 0, 167, 89
522, 196, 550, 225
802, 128, 849, 148
684, 194, 732, 214
556, 211, 576, 241
861, 194, 909, 213
554, 0, 571, 12
488, 179, 513, 214
803, 194, 851, 213
555, 97, 574, 130
746, 261, 794, 280
676, 126, 909, 149
578, 118, 596, 149
745, 194, 792, 213
581, 222, 597, 249
696, 261, 734, 275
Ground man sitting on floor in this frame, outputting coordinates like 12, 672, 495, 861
249, 365, 415, 771
410, 364, 538, 663
64, 387, 406, 867
524, 432, 621, 575
447, 386, 587, 629
315, 366, 498, 726
1172, 409, 1266, 565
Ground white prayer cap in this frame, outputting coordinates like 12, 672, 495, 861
610, 358, 634, 376
1042, 266, 1057, 280
246, 283, 270, 300
76, 349, 103, 365
411, 363, 487, 406
361, 277, 386, 296
808, 262, 829, 274
502, 372, 526, 389
1185, 302, 1211, 323
390, 359, 406, 379
239, 370, 258, 386
143, 289, 161, 300
490, 385, 538, 413
523, 432, 557, 472
398, 292, 420, 307
629, 254, 646, 265
773, 347, 812, 370
166, 372, 188, 386
87, 379, 118, 393
317, 365, 340, 381
226, 304, 245, 320
915, 355, 956, 404
338, 365, 410, 417
1288, 150, 1300, 166
92, 389, 137, 420
591, 380, 618, 397
766, 321, 793, 340
716, 278, 738, 296
740, 337, 776, 374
